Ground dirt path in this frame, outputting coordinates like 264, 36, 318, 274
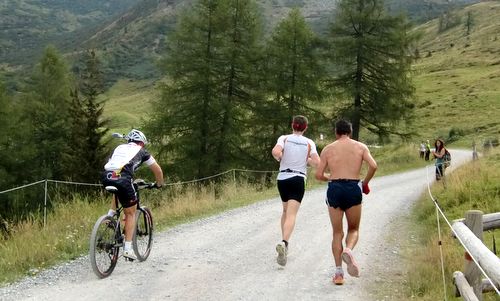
0, 150, 472, 301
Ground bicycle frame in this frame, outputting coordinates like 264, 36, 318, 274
90, 180, 155, 278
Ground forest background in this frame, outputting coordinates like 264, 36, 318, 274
1, 1, 500, 300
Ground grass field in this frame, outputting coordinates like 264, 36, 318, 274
397, 5, 500, 299
100, 79, 157, 135
402, 147, 500, 301
411, 2, 500, 147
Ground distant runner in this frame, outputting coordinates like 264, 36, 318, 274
271, 115, 320, 266
315, 119, 377, 285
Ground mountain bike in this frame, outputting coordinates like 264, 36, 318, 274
89, 179, 157, 278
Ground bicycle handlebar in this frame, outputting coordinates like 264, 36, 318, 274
133, 179, 161, 190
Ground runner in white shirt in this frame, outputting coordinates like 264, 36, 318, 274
271, 115, 320, 266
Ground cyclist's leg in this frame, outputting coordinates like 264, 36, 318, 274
124, 204, 137, 242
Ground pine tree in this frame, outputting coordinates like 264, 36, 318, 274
214, 0, 263, 173
250, 8, 326, 170
0, 81, 14, 188
327, 0, 418, 140
66, 50, 109, 183
465, 11, 474, 36
148, 0, 263, 179
23, 45, 73, 180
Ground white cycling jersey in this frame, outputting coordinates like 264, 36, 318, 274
104, 142, 156, 177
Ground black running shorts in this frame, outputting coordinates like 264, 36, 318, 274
277, 176, 306, 203
326, 179, 362, 211
101, 171, 138, 208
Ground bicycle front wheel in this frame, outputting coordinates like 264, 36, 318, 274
89, 215, 119, 278
133, 207, 153, 261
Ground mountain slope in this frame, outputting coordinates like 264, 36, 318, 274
68, 0, 337, 85
0, 0, 139, 66
411, 1, 500, 146
69, 0, 483, 84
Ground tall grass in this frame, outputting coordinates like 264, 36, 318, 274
402, 148, 500, 301
0, 178, 276, 285
369, 143, 429, 176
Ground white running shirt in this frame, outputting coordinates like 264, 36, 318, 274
275, 134, 318, 180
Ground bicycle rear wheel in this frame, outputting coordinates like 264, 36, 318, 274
89, 215, 119, 278
133, 207, 153, 261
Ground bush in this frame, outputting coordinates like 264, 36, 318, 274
447, 127, 465, 143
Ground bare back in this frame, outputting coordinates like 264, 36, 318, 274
317, 136, 377, 181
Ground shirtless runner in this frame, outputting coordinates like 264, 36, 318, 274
315, 119, 377, 285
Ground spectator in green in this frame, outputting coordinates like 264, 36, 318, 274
424, 140, 431, 161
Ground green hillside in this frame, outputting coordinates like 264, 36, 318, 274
411, 1, 500, 147
99, 1, 500, 147
0, 0, 139, 66
1, 0, 481, 88
72, 0, 338, 85
100, 79, 156, 134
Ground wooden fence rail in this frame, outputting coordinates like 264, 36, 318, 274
451, 210, 500, 301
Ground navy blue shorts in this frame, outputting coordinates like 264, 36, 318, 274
326, 179, 362, 211
277, 176, 306, 203
101, 171, 138, 208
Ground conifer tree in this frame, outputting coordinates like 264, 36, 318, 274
148, 0, 263, 179
465, 11, 474, 36
327, 0, 418, 141
23, 45, 73, 180
0, 82, 14, 188
66, 50, 109, 183
249, 8, 326, 170
214, 0, 263, 173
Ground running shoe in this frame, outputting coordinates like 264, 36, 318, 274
341, 248, 360, 277
276, 242, 287, 266
333, 272, 344, 285
123, 249, 137, 260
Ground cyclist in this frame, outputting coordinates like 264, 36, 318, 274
101, 129, 164, 260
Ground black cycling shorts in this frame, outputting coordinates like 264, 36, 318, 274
326, 179, 362, 211
101, 171, 138, 208
277, 176, 306, 203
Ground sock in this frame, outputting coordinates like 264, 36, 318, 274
124, 241, 132, 251
336, 266, 343, 274
282, 240, 288, 248
107, 209, 116, 217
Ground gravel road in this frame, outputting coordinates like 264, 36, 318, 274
0, 150, 472, 301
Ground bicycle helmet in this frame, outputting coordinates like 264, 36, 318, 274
126, 129, 148, 144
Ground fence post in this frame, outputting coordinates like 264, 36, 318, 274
472, 141, 478, 160
463, 210, 484, 300
43, 179, 48, 228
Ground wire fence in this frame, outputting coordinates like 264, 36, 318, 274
425, 165, 500, 299
0, 168, 280, 228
